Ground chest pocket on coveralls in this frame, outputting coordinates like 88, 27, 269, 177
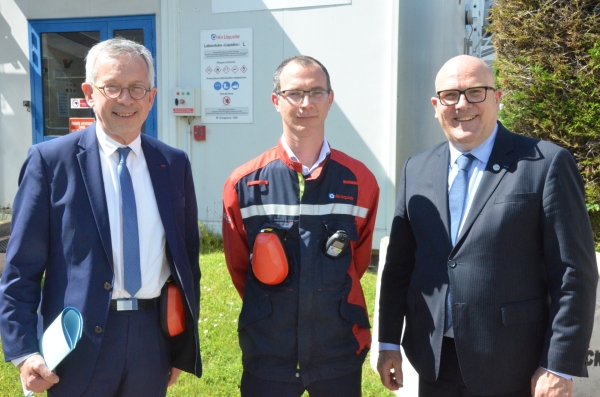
321, 219, 358, 285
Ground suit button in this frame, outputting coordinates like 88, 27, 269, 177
448, 260, 457, 268
104, 282, 112, 290
95, 326, 103, 334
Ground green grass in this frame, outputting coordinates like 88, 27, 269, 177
0, 252, 394, 396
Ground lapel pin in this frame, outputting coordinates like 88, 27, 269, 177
493, 164, 500, 171
160, 164, 166, 168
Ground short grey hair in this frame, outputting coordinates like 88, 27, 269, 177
272, 55, 331, 94
85, 38, 155, 88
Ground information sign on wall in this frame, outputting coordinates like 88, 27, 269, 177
69, 118, 94, 133
212, 0, 350, 13
201, 28, 253, 124
70, 98, 90, 108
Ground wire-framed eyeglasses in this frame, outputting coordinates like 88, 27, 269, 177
92, 83, 150, 100
277, 90, 331, 104
436, 86, 496, 106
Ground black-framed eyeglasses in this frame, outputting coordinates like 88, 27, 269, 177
277, 90, 331, 104
436, 86, 496, 106
92, 83, 150, 100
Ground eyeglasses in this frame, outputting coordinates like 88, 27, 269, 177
277, 90, 331, 104
436, 86, 496, 106
92, 83, 150, 100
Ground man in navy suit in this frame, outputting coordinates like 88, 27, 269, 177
0, 38, 201, 396
377, 55, 597, 396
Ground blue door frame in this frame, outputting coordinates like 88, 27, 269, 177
28, 15, 156, 143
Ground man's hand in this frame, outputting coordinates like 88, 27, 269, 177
168, 367, 182, 387
531, 367, 573, 397
18, 354, 59, 393
377, 350, 404, 391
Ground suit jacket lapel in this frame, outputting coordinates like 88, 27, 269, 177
141, 136, 178, 252
76, 124, 114, 269
434, 144, 453, 250
455, 125, 516, 246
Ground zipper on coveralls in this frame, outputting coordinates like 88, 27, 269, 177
296, 172, 304, 375
297, 172, 305, 201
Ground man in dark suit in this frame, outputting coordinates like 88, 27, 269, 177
377, 55, 598, 396
0, 38, 201, 396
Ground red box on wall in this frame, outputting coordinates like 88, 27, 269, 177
193, 125, 206, 141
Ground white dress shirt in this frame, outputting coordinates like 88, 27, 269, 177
96, 126, 170, 299
281, 136, 331, 176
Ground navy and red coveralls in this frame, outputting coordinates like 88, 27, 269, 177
222, 139, 379, 386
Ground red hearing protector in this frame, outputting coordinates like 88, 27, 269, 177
252, 228, 289, 285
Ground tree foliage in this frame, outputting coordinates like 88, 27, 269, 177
488, 0, 600, 246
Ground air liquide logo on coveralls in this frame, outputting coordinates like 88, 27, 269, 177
329, 193, 354, 201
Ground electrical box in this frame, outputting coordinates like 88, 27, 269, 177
193, 125, 206, 141
172, 87, 202, 116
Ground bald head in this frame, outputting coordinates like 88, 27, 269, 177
435, 55, 495, 92
431, 55, 502, 152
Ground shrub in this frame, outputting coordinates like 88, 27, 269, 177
489, 0, 600, 248
0, 204, 11, 222
199, 221, 223, 254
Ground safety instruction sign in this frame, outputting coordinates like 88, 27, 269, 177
212, 0, 350, 13
70, 98, 90, 108
201, 28, 253, 123
69, 118, 94, 133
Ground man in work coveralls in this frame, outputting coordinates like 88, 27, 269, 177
222, 55, 380, 397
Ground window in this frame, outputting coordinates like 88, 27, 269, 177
29, 15, 156, 143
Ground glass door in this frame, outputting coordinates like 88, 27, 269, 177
29, 15, 156, 143
41, 31, 100, 137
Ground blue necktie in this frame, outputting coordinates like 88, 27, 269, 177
445, 153, 475, 332
117, 147, 141, 297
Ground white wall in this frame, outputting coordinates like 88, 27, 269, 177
161, 0, 401, 241
1, 0, 472, 246
164, 0, 470, 241
6, 0, 158, 19
396, 0, 469, 186
0, 0, 160, 205
0, 0, 32, 205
